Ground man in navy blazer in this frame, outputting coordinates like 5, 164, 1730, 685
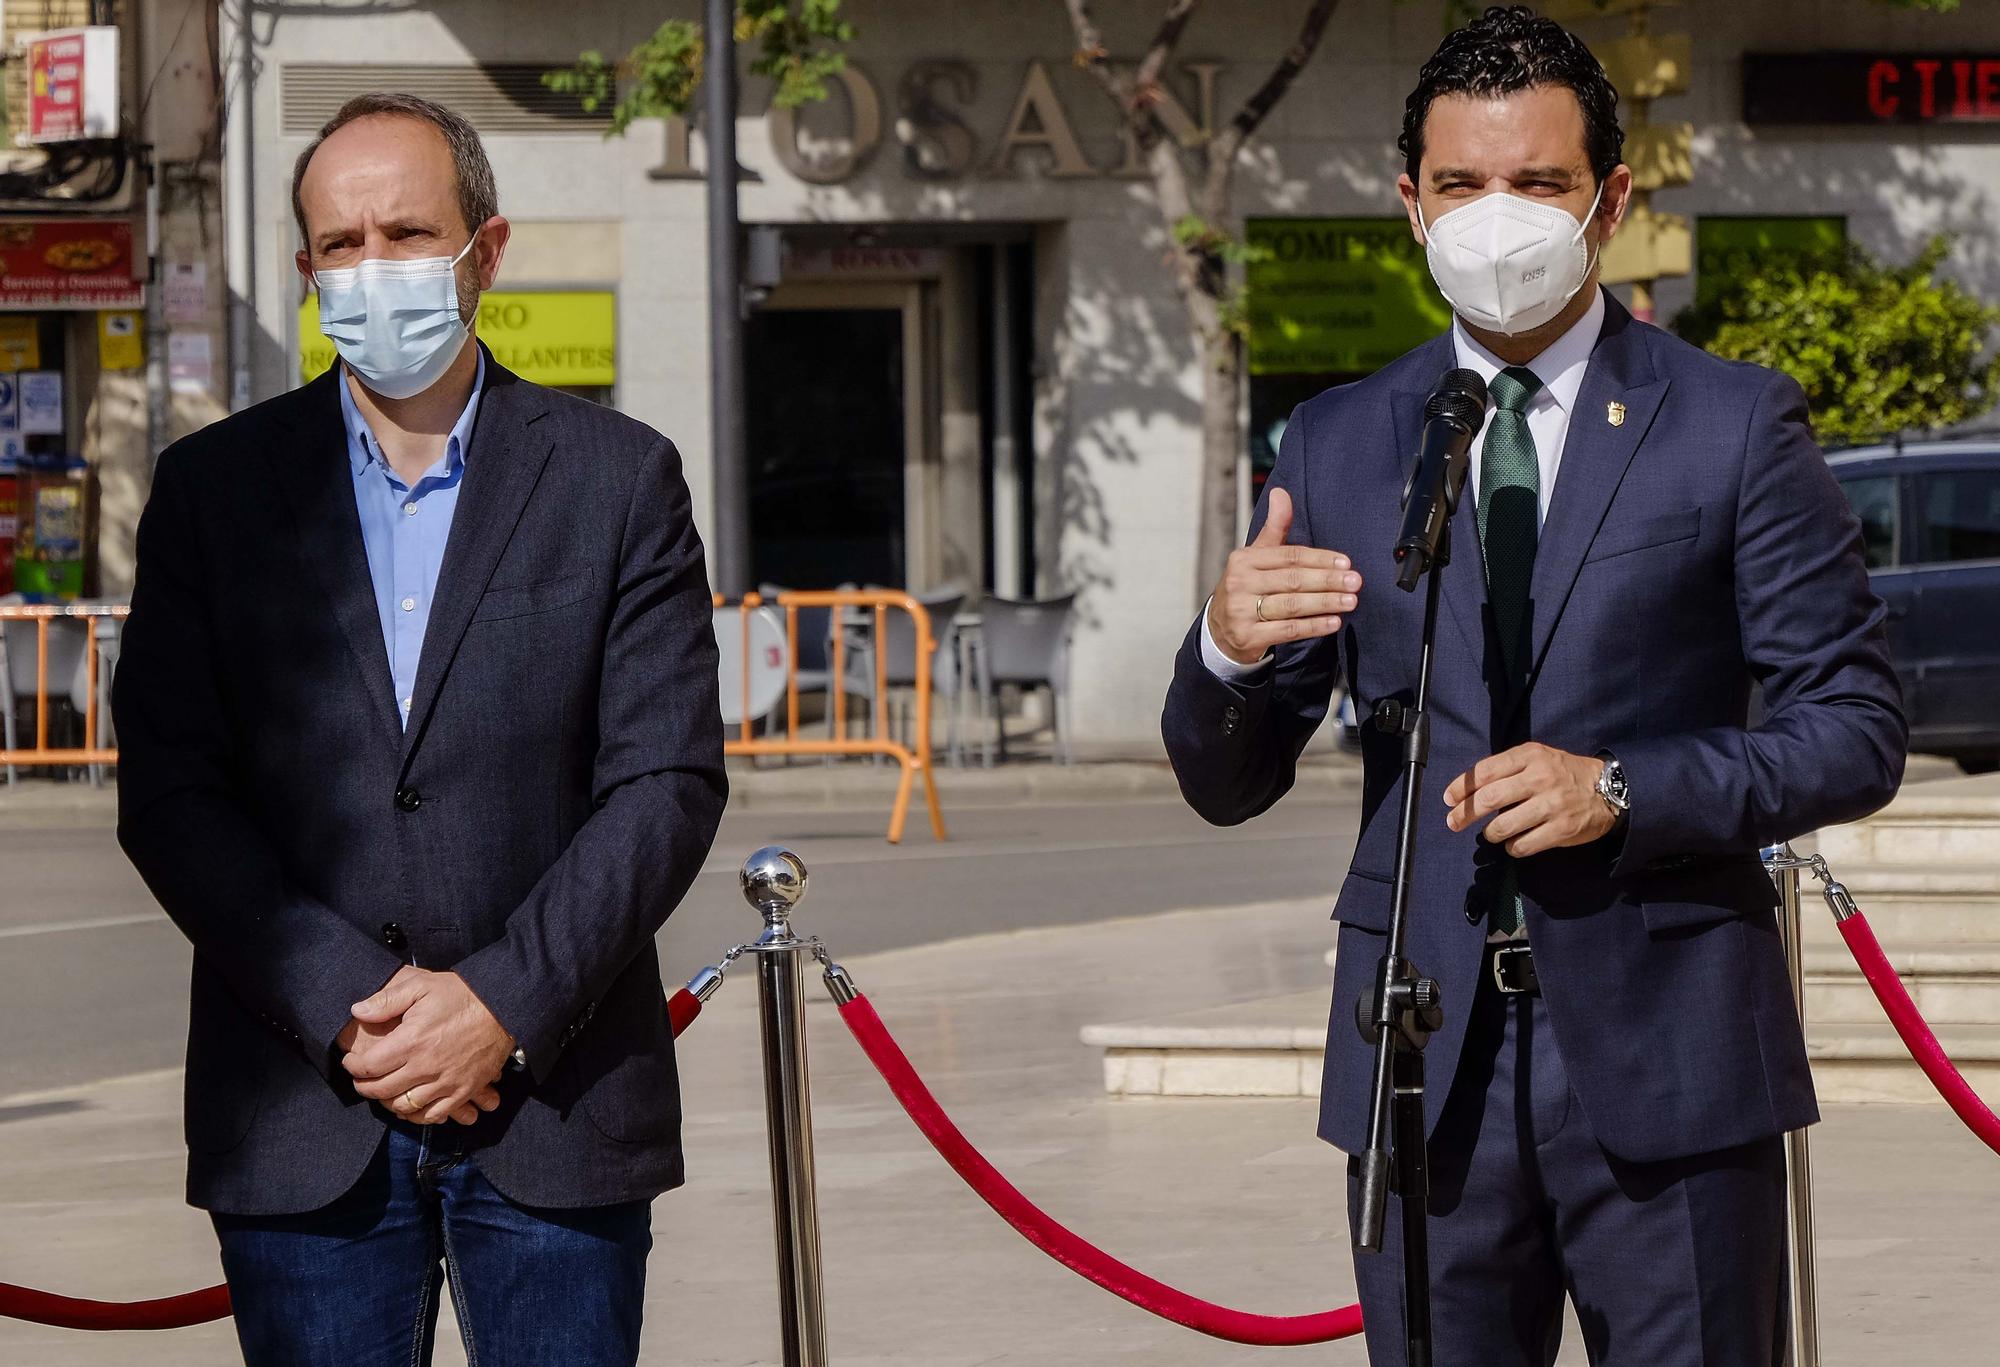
1163, 11, 1903, 1365
114, 94, 724, 1365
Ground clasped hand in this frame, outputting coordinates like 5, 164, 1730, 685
336, 966, 514, 1127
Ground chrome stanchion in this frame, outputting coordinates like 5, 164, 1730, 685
742, 846, 830, 1367
1763, 843, 1822, 1367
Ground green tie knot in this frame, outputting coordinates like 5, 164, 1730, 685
1489, 366, 1543, 414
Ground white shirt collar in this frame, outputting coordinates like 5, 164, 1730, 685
1450, 286, 1606, 416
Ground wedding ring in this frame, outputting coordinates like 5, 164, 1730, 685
400, 1090, 418, 1113
1254, 595, 1269, 622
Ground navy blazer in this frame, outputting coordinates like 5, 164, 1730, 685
114, 353, 727, 1214
1163, 294, 1905, 1164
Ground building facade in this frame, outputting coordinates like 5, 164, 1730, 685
0, 0, 225, 599
216, 0, 2000, 743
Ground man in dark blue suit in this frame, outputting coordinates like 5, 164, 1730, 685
114, 93, 724, 1366
1163, 10, 1904, 1365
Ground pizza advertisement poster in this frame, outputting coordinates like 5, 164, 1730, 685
0, 220, 142, 310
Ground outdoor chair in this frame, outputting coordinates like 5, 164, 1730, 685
975, 592, 1077, 765
843, 585, 970, 766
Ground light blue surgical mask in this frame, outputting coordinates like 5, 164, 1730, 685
314, 231, 480, 400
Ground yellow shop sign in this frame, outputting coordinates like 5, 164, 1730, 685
300, 290, 616, 388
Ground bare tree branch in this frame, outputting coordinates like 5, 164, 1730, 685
1062, 0, 1125, 99
1206, 0, 1338, 196
1134, 0, 1201, 95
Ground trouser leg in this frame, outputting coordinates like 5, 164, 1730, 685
1347, 977, 1566, 1367
213, 1128, 443, 1367
432, 1150, 653, 1367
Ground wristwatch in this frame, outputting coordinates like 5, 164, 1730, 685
1596, 755, 1630, 820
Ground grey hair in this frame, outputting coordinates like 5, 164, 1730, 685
291, 92, 499, 250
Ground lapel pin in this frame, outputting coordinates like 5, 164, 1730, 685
1607, 400, 1627, 427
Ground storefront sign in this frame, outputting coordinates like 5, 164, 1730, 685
163, 261, 209, 325
23, 27, 121, 143
1744, 52, 2000, 125
0, 221, 142, 310
300, 290, 616, 388
784, 245, 946, 279
651, 58, 1225, 185
169, 332, 213, 395
1246, 218, 1451, 375
97, 310, 143, 370
0, 318, 39, 371
18, 371, 63, 436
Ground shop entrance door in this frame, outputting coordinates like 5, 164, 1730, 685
745, 282, 926, 590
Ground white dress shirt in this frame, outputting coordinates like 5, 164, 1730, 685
1200, 288, 1608, 681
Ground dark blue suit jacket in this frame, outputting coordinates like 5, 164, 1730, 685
1163, 294, 1905, 1164
114, 353, 726, 1214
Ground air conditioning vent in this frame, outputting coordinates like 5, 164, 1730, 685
280, 64, 610, 137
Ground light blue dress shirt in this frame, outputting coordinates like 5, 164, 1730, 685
339, 351, 484, 728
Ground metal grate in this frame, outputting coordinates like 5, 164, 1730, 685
280, 64, 610, 137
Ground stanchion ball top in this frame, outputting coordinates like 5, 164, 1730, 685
741, 845, 809, 918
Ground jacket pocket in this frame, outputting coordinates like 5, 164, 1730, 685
1583, 507, 1702, 564
1332, 867, 1394, 932
576, 981, 683, 1145
1634, 855, 1776, 934
471, 569, 594, 623
184, 986, 270, 1154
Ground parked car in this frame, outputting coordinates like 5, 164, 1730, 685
1828, 438, 2000, 773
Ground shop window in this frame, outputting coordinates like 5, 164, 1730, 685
1244, 218, 1450, 508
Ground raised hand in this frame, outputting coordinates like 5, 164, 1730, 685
1206, 487, 1362, 667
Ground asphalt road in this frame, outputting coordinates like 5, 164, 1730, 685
0, 786, 1362, 1098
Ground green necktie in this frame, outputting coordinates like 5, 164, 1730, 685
1476, 365, 1543, 937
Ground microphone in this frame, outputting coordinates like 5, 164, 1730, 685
1394, 369, 1488, 592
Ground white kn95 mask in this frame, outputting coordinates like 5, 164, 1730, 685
1419, 184, 1604, 336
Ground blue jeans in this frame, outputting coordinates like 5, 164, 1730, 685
213, 1122, 651, 1367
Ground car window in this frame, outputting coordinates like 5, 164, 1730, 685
1916, 468, 2000, 566
1838, 474, 1898, 570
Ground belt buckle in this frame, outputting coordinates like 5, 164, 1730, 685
1492, 943, 1534, 995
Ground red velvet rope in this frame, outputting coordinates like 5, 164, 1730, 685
1, 985, 711, 1331
1839, 913, 2000, 1155
836, 993, 1366, 1346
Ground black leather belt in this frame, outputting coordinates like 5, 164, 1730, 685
1489, 943, 1541, 996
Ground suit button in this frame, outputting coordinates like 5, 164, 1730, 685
1222, 705, 1242, 736
394, 787, 421, 812
381, 922, 407, 952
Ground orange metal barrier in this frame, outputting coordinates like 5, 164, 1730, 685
0, 604, 127, 769
713, 590, 946, 844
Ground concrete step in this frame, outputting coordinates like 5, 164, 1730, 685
1795, 863, 2000, 948
1815, 774, 2000, 869
1080, 990, 1330, 1099
1805, 941, 2000, 1025
1083, 991, 2000, 1108
1808, 1021, 2000, 1106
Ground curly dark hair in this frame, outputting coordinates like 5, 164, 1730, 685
1399, 6, 1624, 186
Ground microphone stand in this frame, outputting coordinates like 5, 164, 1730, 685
1352, 453, 1464, 1367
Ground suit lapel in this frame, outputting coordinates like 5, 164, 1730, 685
399, 361, 554, 766
1510, 298, 1669, 720
269, 370, 402, 739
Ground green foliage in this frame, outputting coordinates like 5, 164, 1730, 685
1173, 216, 1271, 268
1675, 235, 2000, 444
543, 2, 855, 138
